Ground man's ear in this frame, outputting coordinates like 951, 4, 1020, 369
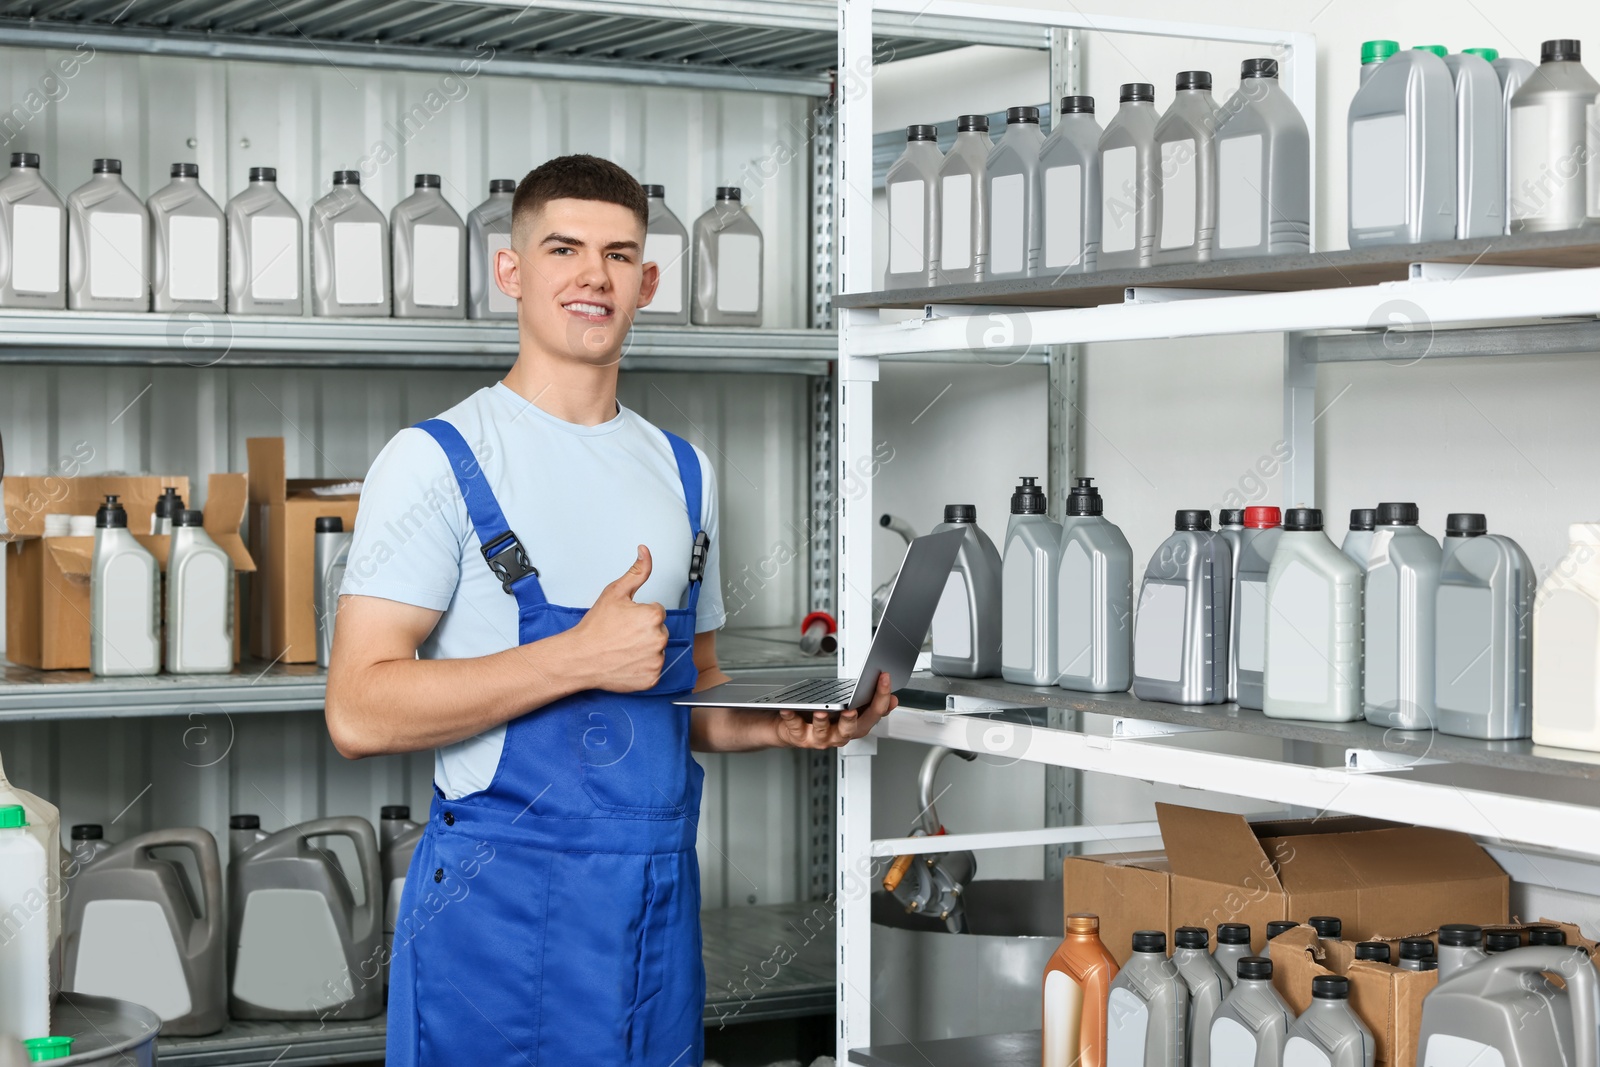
494, 245, 521, 302
636, 259, 660, 310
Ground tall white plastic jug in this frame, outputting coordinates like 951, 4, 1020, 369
1532, 522, 1600, 751
1347, 46, 1456, 246
90, 494, 160, 677
1363, 502, 1441, 730
0, 806, 48, 1043
1262, 508, 1364, 723
0, 754, 61, 993
1056, 478, 1133, 694
1434, 513, 1534, 740
167, 508, 234, 674
1001, 478, 1062, 686
884, 126, 943, 289
0, 152, 65, 308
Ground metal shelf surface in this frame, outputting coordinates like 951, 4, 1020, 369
848, 1028, 1040, 1067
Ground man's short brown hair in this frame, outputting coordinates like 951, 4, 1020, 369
511, 155, 648, 244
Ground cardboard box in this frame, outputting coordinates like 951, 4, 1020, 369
1061, 851, 1170, 966
3, 474, 254, 669
246, 438, 360, 663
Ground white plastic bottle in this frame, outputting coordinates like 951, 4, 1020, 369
1230, 506, 1283, 709
90, 494, 160, 677
0, 152, 66, 309
1153, 71, 1221, 265
0, 756, 61, 1006
148, 163, 225, 314
0, 805, 49, 1042
226, 167, 303, 315
934, 115, 992, 285
1491, 53, 1537, 233
167, 509, 234, 674
1039, 96, 1102, 277
67, 158, 149, 312
884, 126, 943, 289
635, 184, 686, 325
1435, 513, 1535, 740
1262, 508, 1364, 722
1444, 49, 1507, 238
985, 106, 1045, 281
1508, 39, 1600, 233
1347, 45, 1456, 246
1056, 478, 1133, 693
1363, 502, 1442, 730
1001, 477, 1062, 687
1341, 509, 1376, 569
1098, 83, 1159, 270
691, 187, 763, 326
1533, 523, 1600, 751
310, 171, 390, 318
392, 174, 466, 319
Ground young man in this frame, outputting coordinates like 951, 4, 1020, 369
325, 155, 895, 1067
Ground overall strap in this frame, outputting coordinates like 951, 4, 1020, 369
414, 418, 545, 605
661, 430, 708, 609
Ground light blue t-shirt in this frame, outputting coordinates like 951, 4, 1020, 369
341, 382, 724, 798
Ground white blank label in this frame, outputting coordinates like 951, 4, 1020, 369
233, 889, 352, 1011
940, 173, 972, 270
1002, 548, 1034, 672
1042, 969, 1084, 1067
1160, 137, 1197, 249
1135, 581, 1186, 682
888, 180, 926, 274
412, 224, 460, 307
12, 204, 60, 294
642, 231, 682, 314
1210, 1017, 1260, 1065
75, 899, 193, 1022
1218, 135, 1264, 249
931, 571, 972, 659
1043, 165, 1083, 269
88, 212, 144, 299
1283, 1036, 1333, 1067
1423, 1034, 1507, 1067
168, 215, 219, 302
1058, 539, 1092, 675
1238, 577, 1268, 672
1351, 114, 1407, 229
1436, 584, 1492, 715
1533, 590, 1599, 732
333, 221, 383, 306
1266, 560, 1331, 704
1106, 987, 1151, 1065
715, 233, 761, 313
1101, 146, 1136, 253
249, 215, 299, 301
1509, 105, 1550, 223
988, 173, 1024, 274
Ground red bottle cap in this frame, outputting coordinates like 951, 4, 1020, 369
1243, 506, 1282, 529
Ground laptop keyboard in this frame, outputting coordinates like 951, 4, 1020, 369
747, 678, 860, 706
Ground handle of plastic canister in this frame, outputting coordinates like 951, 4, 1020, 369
295, 816, 383, 942
1482, 946, 1598, 1067
129, 826, 224, 956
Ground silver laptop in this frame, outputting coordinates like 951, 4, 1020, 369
677, 527, 966, 711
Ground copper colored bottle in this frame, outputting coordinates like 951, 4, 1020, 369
1043, 912, 1120, 1067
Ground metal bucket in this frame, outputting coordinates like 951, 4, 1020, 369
869, 879, 1061, 1043
50, 993, 160, 1066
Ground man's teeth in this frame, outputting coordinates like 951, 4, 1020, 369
565, 302, 610, 316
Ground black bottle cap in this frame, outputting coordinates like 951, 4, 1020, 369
333, 170, 361, 185
93, 158, 122, 174
1349, 508, 1376, 531
315, 516, 346, 534
11, 152, 39, 168
1175, 509, 1211, 532
1446, 512, 1487, 538
96, 494, 127, 529
249, 166, 277, 182
956, 114, 990, 132
1120, 82, 1155, 103
1131, 929, 1166, 953
1528, 927, 1567, 946
490, 179, 516, 193
1312, 975, 1351, 1000
154, 487, 184, 520
1217, 923, 1251, 945
943, 504, 976, 524
1399, 937, 1436, 960
1543, 39, 1581, 63
1219, 509, 1245, 526
1355, 941, 1391, 962
907, 124, 938, 141
716, 186, 742, 201
1176, 70, 1213, 91
641, 184, 665, 198
1066, 477, 1104, 517
174, 509, 204, 528
1006, 106, 1040, 124
415, 173, 441, 188
230, 814, 261, 830
1439, 924, 1484, 947
1237, 956, 1273, 980
1309, 916, 1342, 939
1267, 920, 1298, 940
171, 163, 199, 178
1485, 931, 1522, 953
1376, 502, 1420, 526
1283, 507, 1323, 531
1060, 96, 1094, 115
72, 824, 104, 840
1175, 926, 1209, 949
1420, 959, 1439, 970
381, 805, 411, 820
1011, 477, 1046, 515
1242, 57, 1280, 79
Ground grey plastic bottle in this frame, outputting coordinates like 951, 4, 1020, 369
1418, 945, 1596, 1067
62, 824, 226, 1036
1174, 927, 1227, 1067
1445, 51, 1507, 238
929, 504, 1003, 679
985, 106, 1045, 281
1056, 478, 1133, 693
1099, 83, 1159, 270
226, 167, 303, 315
1492, 54, 1537, 232
378, 805, 422, 992
1153, 71, 1221, 265
315, 516, 352, 670
392, 174, 465, 319
635, 183, 686, 324
0, 153, 66, 308
152, 486, 184, 536
1436, 924, 1489, 981
167, 509, 233, 675
1309, 916, 1343, 944
884, 126, 943, 289
1434, 513, 1535, 740
468, 179, 517, 321
1263, 510, 1364, 722
1039, 97, 1102, 276
1214, 59, 1311, 258
1397, 937, 1436, 971
1212, 925, 1252, 993
1282, 975, 1373, 1067
147, 164, 225, 314
1341, 509, 1376, 570
227, 813, 383, 1021
691, 186, 763, 326
1107, 930, 1187, 1067
1509, 39, 1600, 232
1359, 39, 1398, 87
90, 495, 160, 678
1210, 957, 1292, 1067
1347, 46, 1456, 246
934, 115, 992, 285
1218, 510, 1245, 588
1363, 503, 1442, 730
1133, 510, 1231, 706
67, 159, 149, 311
1001, 478, 1062, 686
1230, 506, 1283, 709
310, 171, 390, 318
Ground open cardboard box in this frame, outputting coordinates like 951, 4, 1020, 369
3, 474, 254, 669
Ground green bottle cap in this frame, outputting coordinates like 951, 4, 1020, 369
0, 804, 27, 829
1362, 40, 1400, 63
1412, 44, 1449, 57
1463, 47, 1500, 62
24, 1036, 74, 1062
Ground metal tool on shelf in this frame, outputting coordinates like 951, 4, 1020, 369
874, 514, 918, 628
882, 746, 977, 932
799, 611, 838, 656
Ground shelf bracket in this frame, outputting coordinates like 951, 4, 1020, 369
1111, 717, 1213, 739
1345, 747, 1448, 772
1123, 286, 1269, 304
1407, 262, 1550, 283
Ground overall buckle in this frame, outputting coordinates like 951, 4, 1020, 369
688, 530, 710, 584
481, 531, 538, 594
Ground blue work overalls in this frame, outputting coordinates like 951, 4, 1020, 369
386, 417, 707, 1067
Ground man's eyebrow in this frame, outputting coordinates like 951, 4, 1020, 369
538, 234, 641, 253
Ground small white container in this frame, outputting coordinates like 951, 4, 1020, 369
1533, 522, 1600, 751
0, 804, 50, 1042
167, 509, 234, 674
1262, 508, 1364, 723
